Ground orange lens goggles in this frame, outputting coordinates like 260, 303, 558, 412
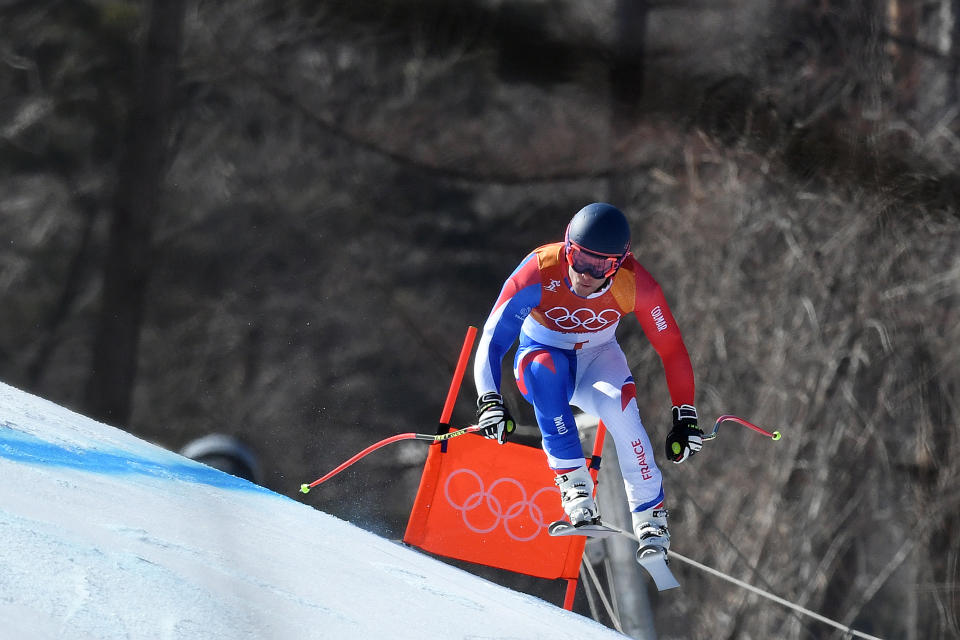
565, 242, 621, 279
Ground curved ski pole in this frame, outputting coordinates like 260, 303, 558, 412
704, 415, 782, 442
299, 425, 482, 494
302, 325, 481, 495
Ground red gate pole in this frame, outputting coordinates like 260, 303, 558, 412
562, 420, 608, 611
438, 326, 478, 429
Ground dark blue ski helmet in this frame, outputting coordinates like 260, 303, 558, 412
564, 203, 631, 278
564, 203, 631, 257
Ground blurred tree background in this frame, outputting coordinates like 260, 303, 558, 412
1, 0, 958, 637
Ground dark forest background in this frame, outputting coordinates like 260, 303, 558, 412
1, 1, 958, 638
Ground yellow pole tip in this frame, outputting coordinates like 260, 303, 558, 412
300, 484, 310, 494
772, 431, 782, 441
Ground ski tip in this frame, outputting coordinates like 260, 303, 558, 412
300, 484, 311, 494
772, 431, 782, 441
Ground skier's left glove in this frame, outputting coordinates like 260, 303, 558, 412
665, 404, 703, 463
477, 391, 516, 445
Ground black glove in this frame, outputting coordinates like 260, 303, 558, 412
665, 404, 703, 463
476, 391, 516, 445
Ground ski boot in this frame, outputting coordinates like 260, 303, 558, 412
554, 466, 600, 526
632, 504, 670, 561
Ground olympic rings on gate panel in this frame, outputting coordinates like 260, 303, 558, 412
443, 468, 559, 542
544, 306, 621, 331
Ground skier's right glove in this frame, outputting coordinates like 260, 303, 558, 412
665, 404, 703, 463
476, 391, 516, 445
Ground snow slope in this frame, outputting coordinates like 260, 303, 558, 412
0, 382, 626, 639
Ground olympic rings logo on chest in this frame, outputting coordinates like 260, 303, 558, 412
543, 306, 622, 331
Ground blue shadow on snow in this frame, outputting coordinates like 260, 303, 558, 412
0, 425, 273, 494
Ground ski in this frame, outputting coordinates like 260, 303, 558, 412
547, 520, 621, 538
548, 520, 681, 591
636, 545, 681, 591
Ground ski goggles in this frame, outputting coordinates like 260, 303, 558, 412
564, 241, 624, 279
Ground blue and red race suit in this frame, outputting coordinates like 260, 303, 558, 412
473, 242, 695, 513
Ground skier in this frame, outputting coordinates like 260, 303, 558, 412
473, 202, 702, 557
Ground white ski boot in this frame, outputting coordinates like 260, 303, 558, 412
554, 466, 600, 526
632, 505, 670, 556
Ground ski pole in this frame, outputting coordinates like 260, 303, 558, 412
704, 415, 782, 441
301, 325, 481, 495
299, 425, 482, 494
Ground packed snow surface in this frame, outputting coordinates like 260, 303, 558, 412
0, 382, 626, 639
